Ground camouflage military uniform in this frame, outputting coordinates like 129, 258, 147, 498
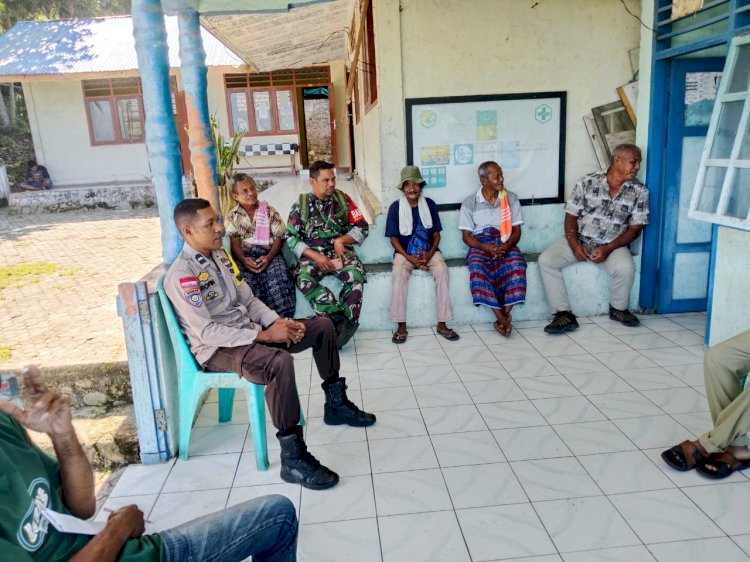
287, 190, 368, 321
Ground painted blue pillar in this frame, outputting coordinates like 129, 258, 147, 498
132, 0, 184, 264
177, 9, 221, 214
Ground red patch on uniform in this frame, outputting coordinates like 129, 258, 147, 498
179, 276, 199, 288
346, 194, 364, 224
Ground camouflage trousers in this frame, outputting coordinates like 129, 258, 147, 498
294, 253, 367, 321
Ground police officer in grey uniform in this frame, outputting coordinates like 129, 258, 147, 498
165, 198, 375, 490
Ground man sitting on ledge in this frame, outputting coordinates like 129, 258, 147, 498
165, 198, 375, 491
539, 144, 649, 334
287, 160, 369, 349
0, 366, 299, 561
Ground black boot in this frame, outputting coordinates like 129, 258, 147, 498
277, 426, 339, 490
322, 378, 376, 427
330, 313, 358, 349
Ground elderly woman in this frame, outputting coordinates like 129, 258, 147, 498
226, 173, 296, 318
385, 165, 459, 343
459, 161, 527, 336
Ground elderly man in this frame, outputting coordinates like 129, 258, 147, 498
662, 330, 750, 479
0, 367, 298, 561
165, 198, 375, 491
539, 144, 648, 333
459, 161, 527, 336
287, 160, 368, 348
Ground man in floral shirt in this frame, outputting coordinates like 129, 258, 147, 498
287, 161, 368, 348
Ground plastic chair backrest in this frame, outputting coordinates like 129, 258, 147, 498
157, 275, 202, 375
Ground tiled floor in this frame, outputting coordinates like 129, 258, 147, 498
98, 312, 750, 561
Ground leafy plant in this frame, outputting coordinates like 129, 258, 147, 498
208, 112, 244, 214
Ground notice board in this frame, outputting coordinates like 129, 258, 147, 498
405, 92, 566, 208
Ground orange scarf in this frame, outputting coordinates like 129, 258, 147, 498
499, 189, 512, 242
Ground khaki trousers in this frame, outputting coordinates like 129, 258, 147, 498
698, 330, 750, 453
538, 237, 635, 312
390, 252, 453, 323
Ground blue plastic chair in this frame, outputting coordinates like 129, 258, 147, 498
157, 275, 305, 470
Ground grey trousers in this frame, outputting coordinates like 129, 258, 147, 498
698, 330, 750, 453
538, 237, 635, 312
390, 252, 453, 323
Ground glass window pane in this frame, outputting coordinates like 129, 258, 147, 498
709, 101, 743, 158
88, 99, 115, 142
727, 44, 750, 94
229, 92, 248, 133
740, 116, 750, 160
677, 137, 713, 243
117, 98, 143, 141
696, 166, 727, 213
726, 169, 750, 219
684, 72, 722, 127
252, 91, 272, 132
276, 90, 296, 131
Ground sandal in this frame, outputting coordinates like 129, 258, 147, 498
436, 327, 460, 341
493, 320, 512, 337
392, 330, 408, 344
660, 440, 709, 471
696, 450, 750, 479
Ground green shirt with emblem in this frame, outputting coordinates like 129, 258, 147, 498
0, 412, 162, 561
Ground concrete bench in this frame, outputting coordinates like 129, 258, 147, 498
292, 203, 641, 331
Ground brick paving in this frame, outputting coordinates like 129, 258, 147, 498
0, 208, 163, 369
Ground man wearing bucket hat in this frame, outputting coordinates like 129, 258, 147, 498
385, 165, 459, 343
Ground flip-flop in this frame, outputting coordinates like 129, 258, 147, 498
696, 450, 750, 479
436, 327, 460, 341
392, 330, 408, 344
661, 440, 709, 471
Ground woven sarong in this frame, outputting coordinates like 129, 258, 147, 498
467, 227, 527, 309
239, 245, 297, 318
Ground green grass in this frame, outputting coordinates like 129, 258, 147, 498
0, 346, 14, 362
0, 262, 77, 290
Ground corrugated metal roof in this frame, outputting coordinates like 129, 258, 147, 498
0, 15, 245, 78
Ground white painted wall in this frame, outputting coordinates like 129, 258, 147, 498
353, 0, 642, 203
23, 79, 152, 185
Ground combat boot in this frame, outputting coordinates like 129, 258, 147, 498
322, 378, 376, 427
277, 426, 339, 490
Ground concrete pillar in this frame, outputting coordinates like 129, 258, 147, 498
177, 9, 221, 214
132, 0, 184, 264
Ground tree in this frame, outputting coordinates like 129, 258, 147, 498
0, 0, 132, 33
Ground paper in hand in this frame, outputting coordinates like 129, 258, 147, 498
42, 508, 105, 536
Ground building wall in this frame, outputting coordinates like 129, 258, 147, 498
354, 0, 641, 204
709, 227, 750, 346
23, 79, 152, 186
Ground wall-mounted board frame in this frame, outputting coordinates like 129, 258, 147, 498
405, 92, 566, 209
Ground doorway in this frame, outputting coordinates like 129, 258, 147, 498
299, 86, 336, 167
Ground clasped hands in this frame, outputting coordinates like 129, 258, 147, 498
263, 317, 307, 347
407, 250, 433, 271
312, 238, 350, 273
482, 242, 508, 260
243, 254, 270, 273
571, 242, 611, 264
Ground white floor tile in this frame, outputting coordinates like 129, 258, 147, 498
397, 334, 443, 351
612, 415, 692, 449
357, 351, 403, 371
492, 426, 572, 461
233, 452, 285, 487
564, 371, 633, 395
109, 460, 175, 497
614, 367, 687, 391
303, 416, 367, 446
553, 421, 636, 455
95, 494, 159, 526
162, 453, 240, 493
298, 518, 381, 562
577, 450, 675, 494
358, 367, 411, 389
640, 346, 703, 367
456, 503, 557, 560
489, 341, 543, 361
642, 447, 748, 487
148, 488, 230, 532
401, 347, 451, 368
500, 356, 560, 378
430, 430, 505, 467
641, 387, 707, 415
449, 344, 497, 364
733, 535, 750, 557
648, 537, 750, 562
464, 379, 526, 403
373, 468, 453, 516
380, 511, 471, 562
561, 545, 656, 562
547, 353, 608, 375
193, 400, 250, 427
187, 424, 249, 456
588, 391, 664, 419
355, 337, 398, 355
594, 350, 658, 371
534, 496, 640, 552
453, 361, 511, 382
614, 332, 678, 350
355, 329, 396, 341
638, 317, 685, 332
407, 362, 461, 385
478, 400, 547, 430
511, 457, 601, 501
362, 386, 418, 411
421, 404, 487, 434
682, 482, 750, 536
439, 331, 485, 347
369, 436, 439, 473
365, 408, 428, 440
442, 463, 527, 508
608, 489, 723, 543
227, 483, 301, 516
524, 333, 587, 357
532, 396, 606, 424
300, 475, 375, 524
671, 410, 713, 437
660, 329, 706, 347
312, 441, 372, 477
516, 375, 581, 399
413, 382, 473, 408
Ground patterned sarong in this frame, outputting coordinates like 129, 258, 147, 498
467, 227, 527, 309
239, 245, 297, 318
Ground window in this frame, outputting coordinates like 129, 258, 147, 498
224, 68, 330, 136
689, 35, 750, 230
83, 78, 145, 145
361, 0, 377, 109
